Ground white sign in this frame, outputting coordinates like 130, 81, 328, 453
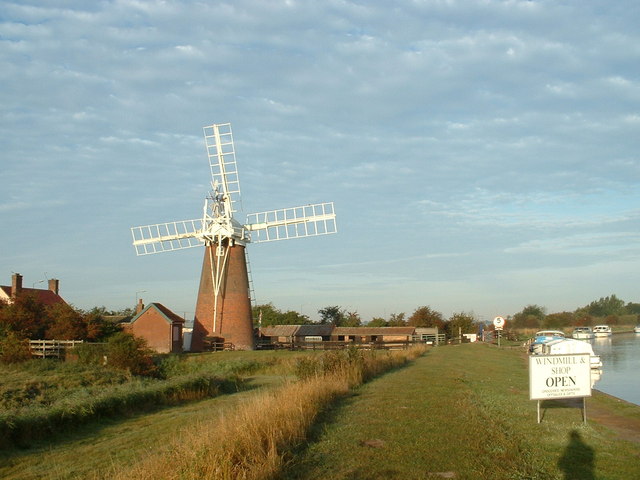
529, 354, 592, 400
493, 316, 505, 330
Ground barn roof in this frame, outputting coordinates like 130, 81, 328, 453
295, 324, 334, 336
128, 303, 185, 325
260, 325, 299, 337
0, 286, 67, 307
333, 326, 416, 336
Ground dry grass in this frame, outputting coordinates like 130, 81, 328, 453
104, 346, 426, 480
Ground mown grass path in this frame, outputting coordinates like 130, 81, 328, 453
283, 344, 640, 480
0, 375, 286, 480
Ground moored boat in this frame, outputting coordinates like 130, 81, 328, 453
572, 326, 594, 340
528, 330, 565, 354
593, 325, 612, 337
634, 325, 640, 334
539, 337, 603, 369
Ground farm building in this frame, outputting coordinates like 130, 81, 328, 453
259, 324, 333, 344
259, 325, 422, 347
123, 302, 185, 353
0, 273, 66, 307
332, 326, 416, 343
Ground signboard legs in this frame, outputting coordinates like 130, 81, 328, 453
537, 398, 587, 424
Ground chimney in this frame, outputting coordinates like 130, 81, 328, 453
136, 298, 144, 314
48, 278, 59, 295
11, 273, 22, 298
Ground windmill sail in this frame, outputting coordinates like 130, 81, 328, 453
203, 123, 241, 214
131, 219, 203, 255
245, 202, 337, 243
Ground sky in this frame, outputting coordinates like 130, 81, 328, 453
1, 0, 639, 324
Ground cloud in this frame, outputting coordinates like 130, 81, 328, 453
1, 0, 639, 321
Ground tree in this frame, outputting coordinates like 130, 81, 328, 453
584, 295, 625, 317
512, 304, 546, 329
625, 302, 640, 315
318, 306, 346, 326
573, 312, 593, 327
342, 311, 362, 327
0, 292, 49, 339
0, 331, 31, 364
252, 303, 311, 326
83, 310, 122, 341
368, 317, 387, 327
408, 306, 445, 329
543, 312, 574, 329
445, 312, 476, 338
387, 312, 407, 326
281, 309, 311, 325
45, 303, 87, 340
104, 332, 157, 376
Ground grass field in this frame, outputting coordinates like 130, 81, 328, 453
282, 344, 640, 480
2, 344, 639, 479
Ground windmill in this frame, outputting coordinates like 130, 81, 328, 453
131, 123, 337, 351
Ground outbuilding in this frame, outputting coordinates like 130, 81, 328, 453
123, 303, 184, 353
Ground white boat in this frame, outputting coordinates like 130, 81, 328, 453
593, 325, 612, 337
571, 326, 594, 340
540, 338, 603, 370
634, 325, 640, 334
528, 330, 565, 354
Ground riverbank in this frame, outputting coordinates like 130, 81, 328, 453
2, 345, 638, 479
283, 343, 640, 480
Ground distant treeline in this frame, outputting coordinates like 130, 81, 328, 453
254, 294, 640, 333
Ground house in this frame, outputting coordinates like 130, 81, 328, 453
0, 273, 67, 306
123, 302, 184, 353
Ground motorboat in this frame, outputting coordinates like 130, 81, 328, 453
571, 326, 594, 340
634, 325, 640, 334
528, 330, 565, 354
593, 325, 612, 337
539, 337, 603, 369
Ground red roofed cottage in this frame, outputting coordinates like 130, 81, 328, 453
124, 303, 184, 353
0, 273, 67, 306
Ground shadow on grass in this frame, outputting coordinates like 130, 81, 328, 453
557, 430, 595, 480
539, 398, 586, 423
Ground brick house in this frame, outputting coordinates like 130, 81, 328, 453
124, 303, 184, 353
0, 273, 66, 306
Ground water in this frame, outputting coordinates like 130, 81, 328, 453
590, 332, 640, 406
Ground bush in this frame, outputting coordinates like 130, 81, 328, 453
73, 342, 107, 365
0, 332, 31, 364
105, 333, 157, 377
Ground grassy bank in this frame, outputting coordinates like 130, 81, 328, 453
104, 346, 427, 480
283, 343, 640, 480
0, 350, 308, 449
4, 345, 638, 479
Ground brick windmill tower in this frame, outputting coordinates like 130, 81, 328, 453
131, 123, 337, 351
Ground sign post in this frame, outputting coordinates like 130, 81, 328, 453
493, 316, 505, 347
529, 353, 592, 423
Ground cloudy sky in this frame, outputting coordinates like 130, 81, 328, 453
1, 0, 639, 323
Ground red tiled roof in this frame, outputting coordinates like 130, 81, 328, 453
128, 303, 185, 325
0, 286, 66, 306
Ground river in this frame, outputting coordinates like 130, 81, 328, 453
590, 332, 640, 406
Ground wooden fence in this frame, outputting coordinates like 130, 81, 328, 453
29, 339, 84, 359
